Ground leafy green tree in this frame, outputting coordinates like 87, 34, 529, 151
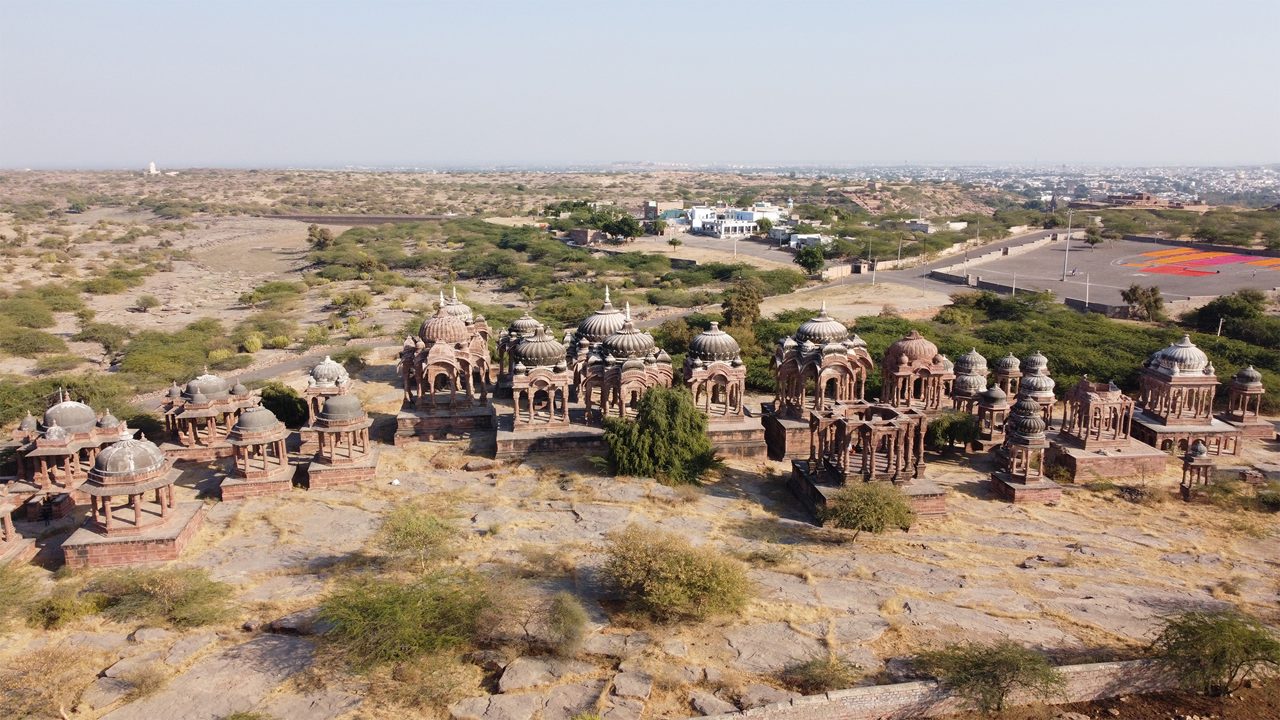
756, 217, 774, 235
794, 245, 825, 274
722, 276, 765, 328
667, 236, 682, 248
926, 410, 980, 452
257, 381, 308, 428
916, 642, 1065, 714
601, 386, 719, 485
1150, 610, 1280, 696
819, 483, 915, 539
135, 294, 160, 312
601, 216, 642, 240
1120, 284, 1165, 321
307, 223, 335, 249
651, 218, 668, 235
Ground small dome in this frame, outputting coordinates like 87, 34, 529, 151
954, 373, 987, 395
954, 348, 988, 377
882, 330, 939, 372
980, 385, 1008, 405
320, 394, 365, 421
938, 355, 954, 373
513, 326, 567, 368
1150, 336, 1209, 376
167, 382, 182, 399
94, 438, 167, 477
575, 289, 627, 344
234, 406, 280, 433
845, 333, 868, 350
420, 310, 471, 345
507, 312, 542, 338
44, 421, 68, 442
995, 353, 1022, 375
97, 409, 120, 429
688, 322, 741, 362
18, 412, 37, 432
794, 304, 849, 345
185, 372, 231, 400
311, 356, 350, 386
1021, 372, 1056, 395
1020, 351, 1049, 376
232, 382, 248, 396
43, 399, 97, 434
622, 357, 646, 372
602, 319, 657, 360
1187, 439, 1208, 458
1007, 397, 1047, 439
1234, 366, 1263, 386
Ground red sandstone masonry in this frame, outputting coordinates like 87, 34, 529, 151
691, 660, 1173, 720
62, 504, 207, 570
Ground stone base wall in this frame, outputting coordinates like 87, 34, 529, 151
494, 430, 603, 460
1046, 438, 1169, 483
163, 442, 234, 462
1220, 417, 1277, 440
990, 473, 1062, 504
395, 407, 496, 445
219, 466, 298, 501
695, 660, 1174, 720
62, 502, 207, 570
788, 461, 947, 521
0, 537, 38, 566
902, 486, 948, 516
306, 459, 377, 489
762, 415, 810, 461
22, 492, 75, 521
708, 423, 767, 459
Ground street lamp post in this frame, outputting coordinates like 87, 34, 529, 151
1085, 273, 1091, 307
1060, 208, 1074, 281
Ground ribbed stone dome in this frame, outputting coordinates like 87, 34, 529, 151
94, 438, 167, 477
883, 330, 939, 371
507, 312, 542, 338
311, 356, 350, 386
1007, 397, 1047, 439
602, 320, 657, 360
439, 287, 474, 323
794, 304, 849, 345
43, 400, 97, 434
954, 348, 988, 377
980, 385, 1008, 405
688, 322, 741, 362
513, 326, 567, 368
419, 311, 471, 345
1021, 372, 1056, 395
938, 355, 954, 373
1020, 351, 1049, 376
995, 353, 1022, 374
954, 373, 987, 395
845, 333, 868, 350
234, 406, 280, 433
1234, 366, 1263, 385
1150, 335, 1210, 375
320, 394, 365, 421
575, 290, 626, 344
185, 373, 231, 400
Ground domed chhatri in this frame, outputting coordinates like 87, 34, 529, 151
1222, 365, 1270, 438
1019, 351, 1049, 377
572, 286, 627, 346
79, 437, 179, 536
310, 355, 350, 388
601, 307, 657, 360
419, 312, 472, 345
304, 355, 355, 439
510, 325, 574, 429
990, 394, 1059, 505
497, 311, 545, 382
439, 286, 474, 323
685, 322, 748, 419
1146, 335, 1210, 376
401, 301, 492, 414
308, 391, 378, 489
772, 302, 875, 418
1007, 397, 1047, 440
320, 394, 366, 422
951, 348, 989, 414
9, 389, 139, 498
1133, 334, 1242, 456
881, 330, 954, 412
161, 370, 257, 460
580, 304, 673, 421
224, 406, 293, 499
43, 397, 98, 434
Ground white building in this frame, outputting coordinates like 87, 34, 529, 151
788, 233, 830, 250
704, 218, 758, 238
688, 202, 784, 237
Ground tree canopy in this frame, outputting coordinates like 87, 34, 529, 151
601, 386, 718, 485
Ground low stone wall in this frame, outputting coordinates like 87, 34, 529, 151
695, 660, 1173, 720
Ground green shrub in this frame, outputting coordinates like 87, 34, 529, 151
1254, 482, 1280, 513
915, 641, 1065, 714
266, 334, 291, 349
206, 348, 235, 364
257, 381, 308, 428
0, 297, 55, 328
241, 333, 264, 353
73, 321, 132, 355
299, 325, 330, 349
601, 524, 750, 622
1150, 610, 1280, 696
210, 353, 253, 372
778, 655, 863, 694
34, 354, 85, 374
319, 571, 491, 671
27, 586, 106, 629
546, 591, 589, 657
819, 483, 915, 538
0, 327, 68, 357
330, 347, 369, 372
135, 294, 161, 312
601, 386, 719, 485
84, 567, 232, 628
383, 652, 483, 712
377, 503, 459, 572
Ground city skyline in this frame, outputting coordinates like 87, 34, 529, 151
2, 0, 1278, 169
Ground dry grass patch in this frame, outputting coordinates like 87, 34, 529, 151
0, 645, 109, 720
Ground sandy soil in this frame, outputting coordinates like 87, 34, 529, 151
760, 281, 953, 320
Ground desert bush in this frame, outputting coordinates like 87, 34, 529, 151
0, 563, 37, 631
74, 321, 132, 356
601, 524, 750, 622
0, 645, 108, 720
84, 567, 233, 628
34, 354, 85, 373
915, 641, 1065, 714
377, 503, 460, 572
121, 663, 169, 700
1254, 482, 1280, 513
320, 571, 491, 671
601, 386, 719, 485
135, 294, 161, 312
545, 591, 589, 657
266, 334, 291, 349
332, 290, 373, 316
0, 326, 67, 357
819, 483, 915, 538
778, 654, 862, 694
26, 586, 106, 629
210, 353, 253, 372
299, 325, 330, 349
207, 348, 235, 364
1149, 609, 1280, 696
256, 381, 308, 428
383, 651, 484, 711
0, 297, 56, 328
240, 333, 265, 353
239, 280, 305, 309
331, 346, 369, 372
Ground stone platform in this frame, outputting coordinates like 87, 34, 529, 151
787, 459, 947, 521
61, 501, 207, 569
395, 405, 496, 445
1045, 434, 1170, 483
1218, 416, 1277, 440
762, 414, 809, 461
990, 472, 1062, 504
1131, 412, 1242, 456
160, 440, 235, 462
493, 412, 767, 460
219, 465, 299, 501
306, 449, 380, 490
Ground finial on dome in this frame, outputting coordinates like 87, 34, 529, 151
451, 286, 458, 301
710, 321, 719, 330
439, 290, 446, 306
604, 285, 611, 304
820, 300, 827, 315
625, 302, 631, 320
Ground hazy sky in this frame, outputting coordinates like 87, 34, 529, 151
2, 0, 1277, 168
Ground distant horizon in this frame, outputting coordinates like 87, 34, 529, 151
3, 1, 1277, 169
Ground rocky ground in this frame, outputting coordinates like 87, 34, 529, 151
3, 360, 1276, 719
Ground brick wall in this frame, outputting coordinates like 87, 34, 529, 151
693, 660, 1174, 720
63, 503, 208, 569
